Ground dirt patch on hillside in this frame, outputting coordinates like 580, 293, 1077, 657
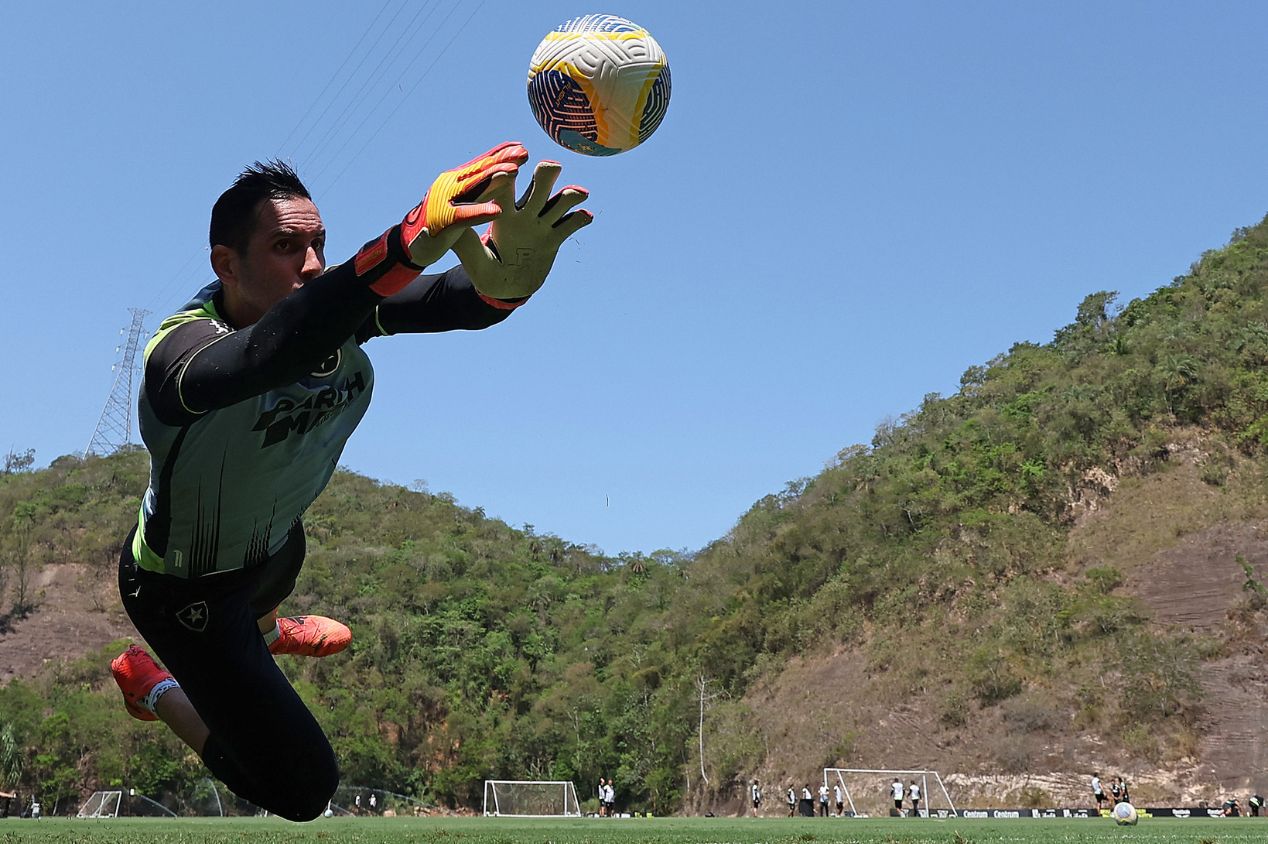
740, 647, 1105, 815
1132, 522, 1268, 631
1129, 521, 1268, 792
0, 563, 135, 685
736, 469, 1268, 815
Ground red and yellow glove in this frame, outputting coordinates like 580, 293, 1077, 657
354, 142, 529, 296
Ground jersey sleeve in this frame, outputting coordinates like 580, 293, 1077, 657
356, 263, 524, 342
145, 262, 386, 426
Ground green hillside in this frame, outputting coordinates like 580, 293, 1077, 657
3, 216, 1268, 814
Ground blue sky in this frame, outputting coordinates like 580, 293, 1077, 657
3, 1, 1267, 557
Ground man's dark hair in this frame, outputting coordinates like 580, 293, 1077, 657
209, 160, 312, 253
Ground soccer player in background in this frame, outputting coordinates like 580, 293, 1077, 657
109, 143, 591, 821
603, 778, 616, 815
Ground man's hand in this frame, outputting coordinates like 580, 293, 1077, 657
402, 142, 530, 269
452, 160, 594, 301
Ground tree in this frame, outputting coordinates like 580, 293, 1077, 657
2, 449, 34, 475
0, 722, 21, 792
694, 675, 721, 787
8, 503, 36, 618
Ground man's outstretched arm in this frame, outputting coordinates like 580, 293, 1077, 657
356, 263, 521, 341
359, 159, 594, 341
148, 143, 528, 425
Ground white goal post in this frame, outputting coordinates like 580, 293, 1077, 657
823, 768, 957, 817
77, 790, 123, 818
482, 780, 581, 817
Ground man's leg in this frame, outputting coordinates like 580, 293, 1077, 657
111, 644, 208, 752
259, 607, 352, 657
249, 528, 352, 658
118, 560, 337, 821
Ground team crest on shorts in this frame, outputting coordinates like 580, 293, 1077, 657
176, 601, 210, 632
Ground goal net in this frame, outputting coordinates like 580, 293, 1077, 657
483, 780, 581, 817
824, 768, 957, 817
77, 790, 123, 818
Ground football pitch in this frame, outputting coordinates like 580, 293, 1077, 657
1, 816, 1264, 844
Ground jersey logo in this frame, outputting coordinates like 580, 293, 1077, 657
311, 349, 341, 378
252, 370, 368, 447
176, 601, 210, 632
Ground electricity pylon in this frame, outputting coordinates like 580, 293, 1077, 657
85, 308, 150, 457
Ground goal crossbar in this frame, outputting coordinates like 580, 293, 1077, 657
823, 768, 957, 817
482, 780, 581, 818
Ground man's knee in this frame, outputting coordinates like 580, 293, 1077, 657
275, 754, 339, 821
202, 728, 338, 821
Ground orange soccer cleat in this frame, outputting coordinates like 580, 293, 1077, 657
110, 644, 176, 721
268, 615, 352, 658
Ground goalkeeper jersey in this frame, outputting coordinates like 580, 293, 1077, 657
132, 261, 513, 579
133, 281, 373, 577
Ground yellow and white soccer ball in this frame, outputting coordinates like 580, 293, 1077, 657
1112, 801, 1138, 826
527, 14, 671, 156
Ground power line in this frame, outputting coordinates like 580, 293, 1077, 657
285, 0, 420, 166
304, 0, 453, 184
276, 0, 402, 159
318, 0, 489, 194
141, 0, 477, 316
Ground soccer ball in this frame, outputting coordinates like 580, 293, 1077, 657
1112, 801, 1138, 826
527, 14, 671, 156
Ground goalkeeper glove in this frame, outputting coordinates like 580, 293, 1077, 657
403, 141, 530, 269
452, 159, 594, 301
354, 142, 529, 297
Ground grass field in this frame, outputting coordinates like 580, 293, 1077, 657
0, 816, 1264, 844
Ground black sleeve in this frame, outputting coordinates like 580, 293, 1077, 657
147, 261, 383, 425
356, 263, 521, 342
148, 221, 440, 424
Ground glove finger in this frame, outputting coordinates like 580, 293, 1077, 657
454, 141, 528, 177
451, 227, 492, 266
478, 167, 520, 214
453, 164, 520, 204
520, 161, 562, 213
452, 173, 516, 226
450, 199, 504, 229
539, 186, 590, 226
551, 208, 594, 239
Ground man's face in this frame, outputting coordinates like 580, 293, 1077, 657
216, 195, 326, 325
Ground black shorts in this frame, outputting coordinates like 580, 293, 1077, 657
118, 526, 337, 821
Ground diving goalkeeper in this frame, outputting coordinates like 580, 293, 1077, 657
111, 143, 591, 821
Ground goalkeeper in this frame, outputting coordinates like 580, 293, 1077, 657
111, 143, 591, 821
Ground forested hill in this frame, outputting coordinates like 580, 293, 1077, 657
3, 216, 1268, 814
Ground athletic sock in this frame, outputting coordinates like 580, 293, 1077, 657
144, 678, 180, 714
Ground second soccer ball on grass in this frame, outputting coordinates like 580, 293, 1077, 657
1113, 801, 1138, 826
